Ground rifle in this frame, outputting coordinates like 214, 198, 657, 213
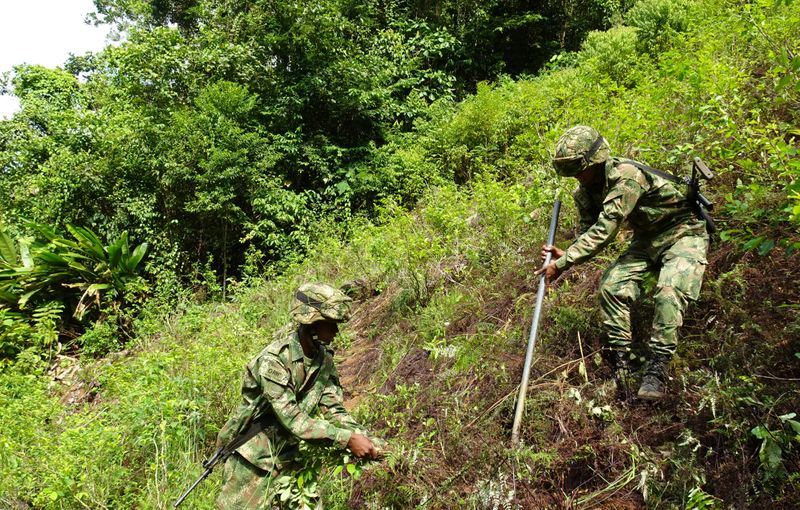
173, 418, 266, 508
687, 157, 716, 233
511, 194, 561, 447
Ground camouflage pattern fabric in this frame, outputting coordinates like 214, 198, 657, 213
216, 325, 373, 509
291, 283, 352, 325
552, 125, 611, 177
599, 234, 709, 356
553, 157, 709, 357
554, 158, 707, 272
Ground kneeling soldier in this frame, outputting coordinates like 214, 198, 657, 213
216, 283, 382, 509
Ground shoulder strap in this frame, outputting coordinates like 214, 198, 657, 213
618, 158, 682, 184
298, 352, 334, 413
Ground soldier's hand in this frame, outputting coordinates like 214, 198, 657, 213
348, 433, 379, 459
534, 261, 560, 285
540, 244, 565, 262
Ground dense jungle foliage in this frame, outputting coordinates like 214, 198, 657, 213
1, 0, 799, 508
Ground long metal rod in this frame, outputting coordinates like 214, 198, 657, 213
511, 195, 561, 446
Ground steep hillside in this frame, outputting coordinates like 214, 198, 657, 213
1, 0, 799, 508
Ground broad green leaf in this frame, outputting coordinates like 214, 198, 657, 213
28, 222, 58, 241
751, 425, 769, 439
18, 288, 43, 308
0, 290, 17, 303
108, 243, 122, 268
36, 251, 68, 266
67, 224, 106, 260
0, 230, 17, 265
757, 239, 775, 256
20, 243, 33, 268
126, 243, 149, 273
742, 237, 763, 251
119, 231, 131, 257
86, 283, 112, 294
760, 438, 783, 470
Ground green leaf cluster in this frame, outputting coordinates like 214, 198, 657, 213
0, 223, 148, 359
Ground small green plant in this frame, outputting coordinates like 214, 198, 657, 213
0, 223, 149, 358
751, 412, 800, 488
475, 469, 517, 510
685, 486, 723, 509
273, 443, 367, 510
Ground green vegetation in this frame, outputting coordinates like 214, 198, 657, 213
1, 0, 799, 508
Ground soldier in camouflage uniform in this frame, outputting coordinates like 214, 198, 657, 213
216, 283, 382, 509
536, 126, 709, 400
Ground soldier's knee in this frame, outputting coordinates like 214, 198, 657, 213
654, 284, 688, 303
653, 286, 687, 325
600, 280, 637, 304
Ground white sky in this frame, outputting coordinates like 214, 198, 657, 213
0, 0, 111, 118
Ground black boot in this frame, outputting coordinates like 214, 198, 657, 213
637, 355, 670, 400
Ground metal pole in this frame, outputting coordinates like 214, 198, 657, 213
511, 196, 561, 446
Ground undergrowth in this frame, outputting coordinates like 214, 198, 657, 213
1, 0, 799, 508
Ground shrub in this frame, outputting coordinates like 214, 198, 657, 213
579, 26, 642, 86
626, 0, 694, 55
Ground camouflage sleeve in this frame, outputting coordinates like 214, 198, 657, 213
259, 355, 353, 448
318, 368, 367, 434
573, 188, 600, 237
555, 176, 646, 271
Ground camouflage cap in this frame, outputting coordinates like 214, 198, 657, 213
291, 283, 353, 325
552, 125, 611, 177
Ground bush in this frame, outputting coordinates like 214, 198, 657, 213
579, 26, 642, 87
626, 0, 694, 55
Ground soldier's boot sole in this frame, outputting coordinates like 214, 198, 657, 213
637, 375, 665, 400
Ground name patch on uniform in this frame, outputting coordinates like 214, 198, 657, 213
261, 358, 290, 385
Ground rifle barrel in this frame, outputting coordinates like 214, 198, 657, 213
511, 195, 561, 446
174, 467, 213, 508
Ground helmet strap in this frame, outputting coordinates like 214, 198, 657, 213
295, 291, 324, 310
583, 136, 605, 165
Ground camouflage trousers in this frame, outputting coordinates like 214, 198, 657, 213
216, 453, 323, 510
599, 233, 709, 358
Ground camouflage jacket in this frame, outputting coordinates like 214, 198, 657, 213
555, 158, 706, 271
216, 325, 367, 472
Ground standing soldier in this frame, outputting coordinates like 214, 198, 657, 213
216, 283, 382, 509
536, 126, 709, 400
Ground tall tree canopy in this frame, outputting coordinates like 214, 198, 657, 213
1, 0, 617, 284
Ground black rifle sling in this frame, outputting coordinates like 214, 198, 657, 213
225, 416, 268, 455
620, 159, 715, 233
619, 158, 682, 184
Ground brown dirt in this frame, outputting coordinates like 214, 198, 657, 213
338, 234, 800, 509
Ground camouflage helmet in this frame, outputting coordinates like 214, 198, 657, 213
552, 125, 611, 177
291, 283, 352, 325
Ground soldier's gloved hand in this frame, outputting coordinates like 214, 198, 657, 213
348, 432, 379, 459
540, 244, 565, 262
